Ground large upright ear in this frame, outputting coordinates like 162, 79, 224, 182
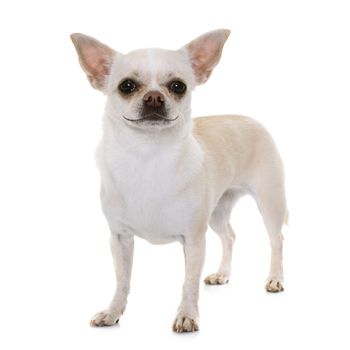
183, 29, 230, 85
70, 33, 115, 91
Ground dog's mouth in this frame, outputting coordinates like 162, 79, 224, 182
123, 114, 179, 123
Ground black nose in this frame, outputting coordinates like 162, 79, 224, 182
143, 91, 165, 108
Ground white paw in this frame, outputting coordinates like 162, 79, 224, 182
90, 310, 121, 327
204, 273, 229, 285
265, 279, 284, 293
172, 315, 199, 333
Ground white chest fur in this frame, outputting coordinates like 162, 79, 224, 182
96, 123, 205, 244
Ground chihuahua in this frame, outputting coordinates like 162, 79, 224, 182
71, 29, 287, 333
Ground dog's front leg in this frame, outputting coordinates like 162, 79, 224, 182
90, 233, 134, 326
173, 234, 206, 333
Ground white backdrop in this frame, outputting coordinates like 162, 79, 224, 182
0, 0, 349, 349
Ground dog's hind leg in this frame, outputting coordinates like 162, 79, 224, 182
251, 172, 287, 293
204, 189, 242, 285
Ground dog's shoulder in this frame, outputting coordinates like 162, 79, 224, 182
193, 114, 259, 131
192, 114, 267, 145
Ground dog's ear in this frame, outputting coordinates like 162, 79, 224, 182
183, 29, 230, 85
70, 33, 115, 91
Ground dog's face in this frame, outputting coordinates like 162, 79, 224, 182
106, 48, 195, 130
71, 29, 230, 131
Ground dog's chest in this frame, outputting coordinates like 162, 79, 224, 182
99, 144, 202, 244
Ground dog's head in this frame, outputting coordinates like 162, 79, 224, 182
71, 29, 230, 131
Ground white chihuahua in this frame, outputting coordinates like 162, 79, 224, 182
71, 29, 287, 333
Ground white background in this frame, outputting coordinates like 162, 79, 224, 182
0, 0, 349, 349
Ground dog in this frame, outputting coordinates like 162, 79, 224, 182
71, 29, 288, 333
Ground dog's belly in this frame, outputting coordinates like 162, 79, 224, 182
101, 184, 201, 245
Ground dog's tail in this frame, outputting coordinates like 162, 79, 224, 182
284, 210, 289, 226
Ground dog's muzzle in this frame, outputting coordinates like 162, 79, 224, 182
123, 90, 178, 123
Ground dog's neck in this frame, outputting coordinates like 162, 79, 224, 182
100, 109, 204, 189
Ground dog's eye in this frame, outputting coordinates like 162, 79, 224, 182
168, 80, 187, 95
119, 79, 137, 94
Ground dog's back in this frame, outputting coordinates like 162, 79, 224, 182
193, 114, 284, 192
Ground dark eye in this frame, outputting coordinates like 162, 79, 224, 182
118, 79, 137, 94
168, 80, 187, 95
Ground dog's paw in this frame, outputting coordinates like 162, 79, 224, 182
90, 310, 120, 327
265, 279, 284, 293
172, 315, 199, 333
204, 273, 229, 285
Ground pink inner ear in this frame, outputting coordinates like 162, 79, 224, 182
193, 50, 213, 67
185, 29, 230, 84
191, 50, 216, 83
81, 46, 109, 77
71, 33, 115, 90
